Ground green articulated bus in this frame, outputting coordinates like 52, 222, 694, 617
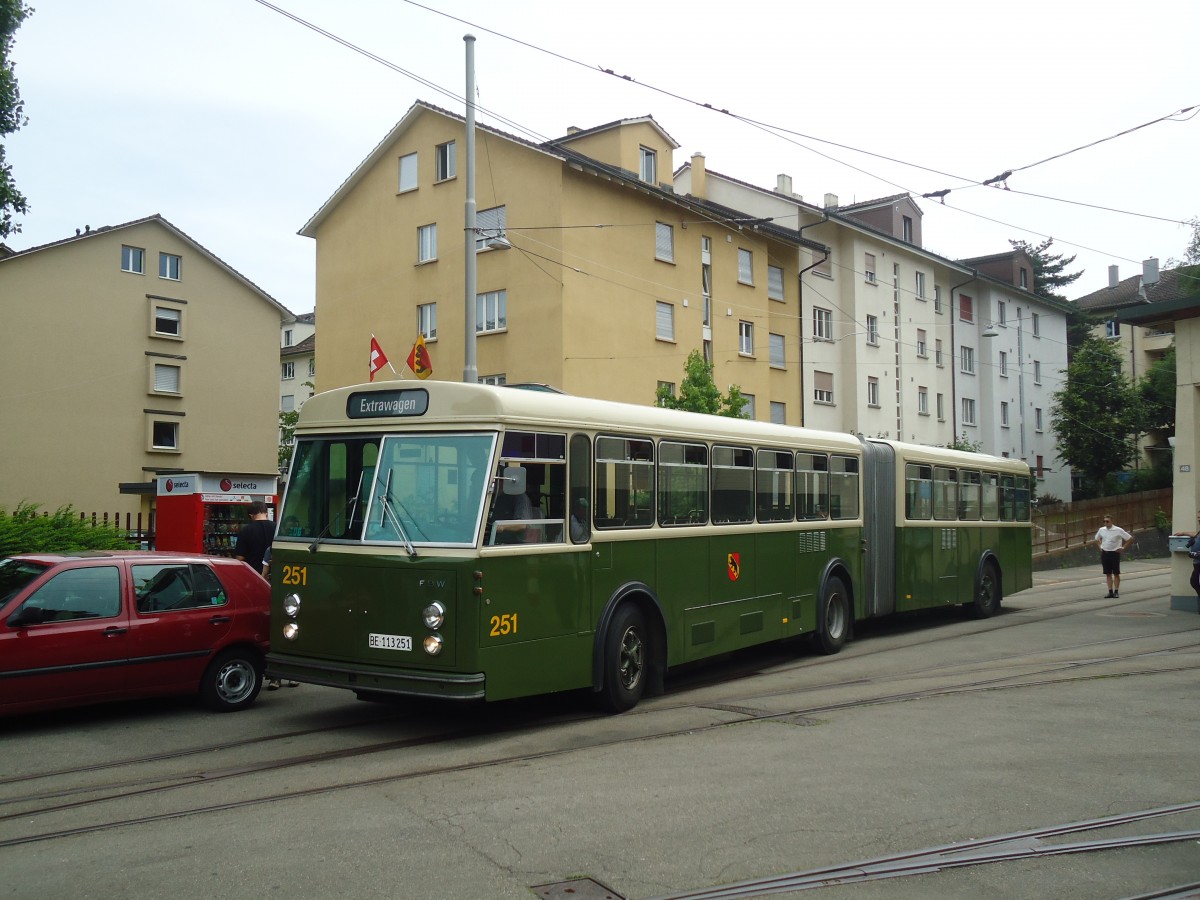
266, 380, 1032, 712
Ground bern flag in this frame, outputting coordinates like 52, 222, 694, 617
407, 335, 433, 380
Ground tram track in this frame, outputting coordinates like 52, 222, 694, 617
2, 626, 1197, 851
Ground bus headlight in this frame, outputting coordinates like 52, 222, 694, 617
423, 634, 443, 656
422, 601, 445, 630
283, 593, 302, 617
282, 623, 300, 641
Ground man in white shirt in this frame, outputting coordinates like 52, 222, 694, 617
1093, 515, 1133, 598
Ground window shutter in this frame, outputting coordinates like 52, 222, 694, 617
655, 302, 674, 340
154, 364, 180, 392
655, 223, 674, 262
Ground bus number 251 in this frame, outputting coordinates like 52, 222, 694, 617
281, 565, 308, 586
489, 613, 518, 637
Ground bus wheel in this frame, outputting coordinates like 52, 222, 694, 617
597, 604, 647, 713
814, 576, 850, 655
968, 561, 1002, 619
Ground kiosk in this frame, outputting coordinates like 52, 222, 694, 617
156, 473, 278, 556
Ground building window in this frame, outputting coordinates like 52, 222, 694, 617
813, 248, 831, 278
916, 328, 927, 357
418, 302, 437, 341
283, 329, 293, 347
1035, 408, 1044, 432
476, 205, 507, 250
866, 314, 879, 346
1021, 268, 1029, 289
918, 386, 929, 415
282, 394, 295, 412
935, 339, 943, 367
936, 392, 945, 421
657, 381, 675, 406
814, 370, 834, 405
152, 305, 182, 338
933, 285, 943, 314
769, 332, 785, 368
1036, 455, 1045, 479
813, 307, 833, 341
656, 301, 675, 341
999, 351, 1008, 376
152, 363, 181, 394
418, 224, 437, 263
398, 152, 418, 192
1106, 320, 1121, 339
741, 393, 755, 419
479, 374, 507, 385
435, 141, 456, 181
476, 289, 507, 334
738, 248, 753, 285
639, 146, 657, 183
1001, 401, 1009, 426
151, 420, 180, 451
159, 253, 181, 281
998, 301, 1007, 326
902, 215, 913, 242
1032, 312, 1041, 336
769, 401, 786, 424
738, 320, 754, 356
915, 271, 926, 300
1034, 360, 1042, 384
959, 294, 974, 323
867, 376, 880, 407
655, 222, 674, 262
961, 345, 975, 374
282, 361, 295, 380
864, 253, 876, 283
962, 397, 976, 426
307, 359, 316, 377
768, 265, 784, 300
121, 245, 144, 274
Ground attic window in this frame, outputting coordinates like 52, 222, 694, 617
902, 215, 913, 243
639, 146, 656, 184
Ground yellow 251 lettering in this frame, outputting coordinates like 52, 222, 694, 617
489, 613, 518, 637
281, 565, 308, 586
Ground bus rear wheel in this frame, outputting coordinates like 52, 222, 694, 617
597, 604, 647, 713
968, 561, 1002, 619
814, 576, 850, 655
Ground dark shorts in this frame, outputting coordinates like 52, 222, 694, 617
1100, 550, 1121, 575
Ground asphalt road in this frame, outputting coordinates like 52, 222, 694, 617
2, 560, 1198, 900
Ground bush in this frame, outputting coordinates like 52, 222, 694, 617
0, 503, 134, 555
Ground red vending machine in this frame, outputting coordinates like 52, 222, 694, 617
155, 473, 279, 556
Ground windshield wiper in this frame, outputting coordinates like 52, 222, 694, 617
377, 470, 418, 558
309, 469, 367, 553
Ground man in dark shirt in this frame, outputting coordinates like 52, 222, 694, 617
234, 502, 274, 576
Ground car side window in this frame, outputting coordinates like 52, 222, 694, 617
16, 566, 121, 622
133, 563, 227, 613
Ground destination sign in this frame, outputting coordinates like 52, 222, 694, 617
347, 389, 429, 419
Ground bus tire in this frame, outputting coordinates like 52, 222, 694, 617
968, 561, 1002, 619
200, 647, 263, 712
814, 576, 850, 655
596, 603, 648, 713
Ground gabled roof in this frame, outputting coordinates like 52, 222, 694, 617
282, 333, 315, 358
546, 115, 680, 149
837, 192, 916, 214
1075, 266, 1199, 313
0, 214, 293, 317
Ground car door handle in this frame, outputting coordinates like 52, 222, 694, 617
103, 626, 128, 636
210, 615, 232, 624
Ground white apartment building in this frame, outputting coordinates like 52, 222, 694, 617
280, 311, 316, 413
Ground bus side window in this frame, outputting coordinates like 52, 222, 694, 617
569, 434, 591, 543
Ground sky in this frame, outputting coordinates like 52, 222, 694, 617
5, 0, 1199, 315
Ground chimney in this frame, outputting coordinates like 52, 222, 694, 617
1108, 265, 1119, 288
566, 126, 581, 135
1143, 257, 1160, 286
823, 193, 839, 210
691, 152, 706, 199
776, 174, 792, 196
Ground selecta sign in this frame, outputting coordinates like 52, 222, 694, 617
156, 474, 278, 498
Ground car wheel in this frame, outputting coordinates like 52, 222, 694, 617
596, 604, 647, 713
200, 648, 263, 712
814, 575, 850, 655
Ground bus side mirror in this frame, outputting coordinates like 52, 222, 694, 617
501, 465, 527, 496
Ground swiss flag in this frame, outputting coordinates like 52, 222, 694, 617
407, 335, 433, 380
369, 336, 390, 382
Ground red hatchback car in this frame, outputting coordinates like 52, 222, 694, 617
0, 551, 271, 716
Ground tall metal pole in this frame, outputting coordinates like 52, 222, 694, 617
462, 34, 478, 384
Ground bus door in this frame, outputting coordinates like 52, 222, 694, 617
861, 441, 896, 616
931, 466, 960, 602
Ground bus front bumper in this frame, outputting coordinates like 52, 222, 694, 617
266, 652, 486, 701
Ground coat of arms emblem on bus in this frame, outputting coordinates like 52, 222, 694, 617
727, 552, 741, 581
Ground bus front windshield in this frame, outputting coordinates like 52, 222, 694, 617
279, 433, 495, 547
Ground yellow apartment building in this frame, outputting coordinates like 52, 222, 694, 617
0, 215, 292, 519
301, 101, 825, 424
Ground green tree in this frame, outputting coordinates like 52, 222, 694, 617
1009, 237, 1084, 303
655, 350, 748, 417
1050, 335, 1139, 497
1134, 344, 1175, 434
278, 408, 300, 472
0, 1, 32, 239
1165, 216, 1200, 268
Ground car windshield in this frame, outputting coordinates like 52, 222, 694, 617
279, 433, 495, 547
0, 558, 52, 606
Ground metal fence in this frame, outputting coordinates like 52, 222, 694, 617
68, 510, 156, 549
1032, 489, 1171, 556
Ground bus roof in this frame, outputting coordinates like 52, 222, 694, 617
870, 438, 1032, 475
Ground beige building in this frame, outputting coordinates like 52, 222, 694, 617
0, 215, 292, 519
300, 101, 824, 421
